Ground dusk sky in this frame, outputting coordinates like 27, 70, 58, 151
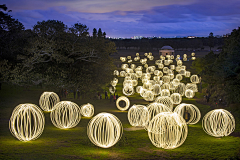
2, 0, 240, 38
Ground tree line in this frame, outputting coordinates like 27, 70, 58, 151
111, 33, 224, 51
192, 27, 240, 105
0, 4, 117, 96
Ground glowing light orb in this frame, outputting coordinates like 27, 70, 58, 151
109, 86, 116, 94
87, 113, 123, 148
170, 93, 182, 104
116, 96, 130, 111
145, 102, 172, 130
148, 112, 188, 149
185, 89, 195, 98
155, 96, 173, 111
9, 103, 45, 141
161, 89, 170, 97
174, 103, 201, 124
190, 75, 200, 84
142, 90, 155, 101
123, 86, 135, 96
80, 103, 94, 117
202, 109, 235, 137
128, 105, 148, 127
39, 92, 60, 111
50, 101, 81, 129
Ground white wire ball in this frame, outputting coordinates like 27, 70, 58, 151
128, 105, 148, 127
148, 112, 188, 149
155, 96, 174, 111
202, 109, 235, 137
87, 113, 123, 148
9, 103, 45, 141
116, 96, 130, 111
39, 92, 60, 111
80, 103, 94, 117
174, 103, 201, 124
145, 102, 172, 130
50, 101, 81, 129
170, 93, 182, 104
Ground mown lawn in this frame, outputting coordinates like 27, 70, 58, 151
0, 83, 240, 160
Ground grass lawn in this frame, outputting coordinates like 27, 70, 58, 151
0, 82, 240, 160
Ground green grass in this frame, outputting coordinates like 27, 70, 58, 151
1, 83, 240, 160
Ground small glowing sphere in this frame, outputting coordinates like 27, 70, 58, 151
123, 86, 135, 96
152, 84, 161, 95
128, 105, 148, 127
177, 60, 183, 66
185, 71, 191, 77
185, 89, 195, 98
192, 57, 196, 60
136, 53, 139, 56
162, 75, 170, 83
176, 74, 183, 81
190, 75, 200, 84
9, 104, 45, 141
39, 92, 60, 111
109, 86, 116, 94
170, 93, 182, 104
202, 109, 235, 137
80, 103, 94, 117
174, 103, 201, 124
185, 83, 198, 92
191, 52, 195, 56
158, 63, 164, 69
87, 113, 123, 148
148, 112, 188, 149
155, 96, 173, 111
161, 89, 170, 97
163, 67, 169, 73
50, 101, 81, 129
142, 90, 155, 101
161, 83, 170, 90
116, 96, 130, 111
113, 70, 119, 76
120, 71, 126, 77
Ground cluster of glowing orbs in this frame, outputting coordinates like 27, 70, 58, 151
148, 112, 188, 149
128, 105, 148, 127
50, 101, 81, 129
116, 96, 130, 111
174, 103, 201, 124
155, 96, 173, 111
170, 93, 182, 104
39, 92, 60, 111
80, 103, 94, 117
87, 113, 123, 148
9, 104, 45, 141
202, 109, 235, 137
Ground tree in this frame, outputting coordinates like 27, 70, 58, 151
208, 32, 214, 51
92, 28, 97, 38
103, 32, 106, 38
97, 28, 103, 38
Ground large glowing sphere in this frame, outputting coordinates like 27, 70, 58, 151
116, 96, 130, 111
87, 113, 123, 148
174, 103, 201, 124
202, 109, 235, 137
148, 112, 188, 149
155, 96, 173, 111
50, 101, 81, 129
128, 105, 148, 127
80, 103, 94, 117
39, 92, 60, 111
9, 103, 45, 141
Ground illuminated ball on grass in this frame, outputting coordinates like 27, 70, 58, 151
80, 103, 94, 117
9, 103, 45, 141
87, 113, 123, 148
174, 103, 201, 124
39, 92, 60, 111
202, 109, 235, 137
116, 96, 130, 111
148, 112, 188, 149
145, 102, 172, 131
155, 96, 173, 111
170, 93, 182, 104
128, 105, 148, 127
185, 89, 195, 98
50, 101, 81, 129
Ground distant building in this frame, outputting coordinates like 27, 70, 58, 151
159, 46, 175, 56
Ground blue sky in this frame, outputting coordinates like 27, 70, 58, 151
2, 0, 240, 38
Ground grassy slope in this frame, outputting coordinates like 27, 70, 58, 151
0, 82, 240, 160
